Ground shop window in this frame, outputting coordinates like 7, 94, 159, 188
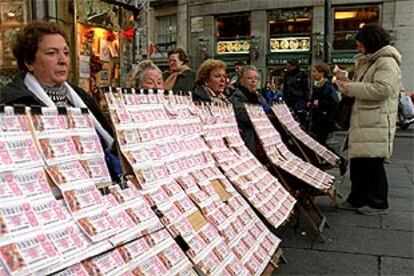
216, 13, 250, 40
156, 14, 177, 52
215, 13, 251, 55
333, 6, 380, 50
268, 8, 312, 53
0, 0, 29, 87
268, 8, 312, 37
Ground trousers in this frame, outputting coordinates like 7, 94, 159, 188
347, 157, 389, 209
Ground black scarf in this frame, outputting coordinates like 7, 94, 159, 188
236, 84, 260, 104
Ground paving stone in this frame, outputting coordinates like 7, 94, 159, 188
274, 248, 378, 276
325, 209, 381, 229
387, 177, 413, 188
381, 256, 414, 276
312, 225, 414, 258
315, 197, 382, 229
389, 196, 414, 212
381, 211, 414, 232
388, 187, 414, 201
387, 175, 413, 184
276, 220, 314, 250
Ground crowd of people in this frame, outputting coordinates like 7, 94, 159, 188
0, 21, 406, 216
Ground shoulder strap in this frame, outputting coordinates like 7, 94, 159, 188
355, 59, 378, 82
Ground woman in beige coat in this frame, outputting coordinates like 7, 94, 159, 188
336, 24, 402, 215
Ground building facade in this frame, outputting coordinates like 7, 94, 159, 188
174, 0, 413, 90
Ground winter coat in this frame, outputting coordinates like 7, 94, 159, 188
163, 68, 196, 93
310, 79, 339, 144
0, 73, 114, 137
230, 85, 261, 154
283, 67, 310, 112
311, 79, 339, 125
192, 84, 228, 104
0, 73, 122, 181
346, 45, 402, 158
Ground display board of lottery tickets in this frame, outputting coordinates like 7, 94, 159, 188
271, 103, 340, 166
105, 87, 289, 275
198, 104, 296, 228
0, 105, 194, 275
245, 104, 335, 192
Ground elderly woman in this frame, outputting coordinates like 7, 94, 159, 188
0, 21, 121, 180
126, 60, 164, 89
230, 65, 270, 154
336, 24, 401, 215
163, 48, 195, 93
192, 59, 228, 104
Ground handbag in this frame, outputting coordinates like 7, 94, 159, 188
399, 95, 414, 119
334, 96, 354, 130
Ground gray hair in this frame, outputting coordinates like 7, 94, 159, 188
240, 65, 258, 78
126, 60, 163, 88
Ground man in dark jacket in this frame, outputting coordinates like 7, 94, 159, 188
283, 59, 310, 125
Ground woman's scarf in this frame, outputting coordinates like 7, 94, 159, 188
40, 83, 69, 107
203, 85, 228, 104
24, 73, 114, 147
237, 84, 260, 104
164, 65, 190, 90
314, 78, 328, 88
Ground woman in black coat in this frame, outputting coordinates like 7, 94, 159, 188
309, 63, 339, 145
0, 21, 121, 180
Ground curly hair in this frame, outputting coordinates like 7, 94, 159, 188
12, 21, 68, 72
196, 59, 226, 85
355, 23, 391, 54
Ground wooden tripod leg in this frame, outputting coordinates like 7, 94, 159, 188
298, 203, 326, 242
305, 194, 329, 231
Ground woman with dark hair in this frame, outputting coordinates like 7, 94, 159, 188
192, 58, 228, 104
163, 48, 195, 93
0, 21, 112, 143
0, 21, 121, 181
336, 23, 402, 215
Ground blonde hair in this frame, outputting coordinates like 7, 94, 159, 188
196, 59, 226, 85
125, 60, 162, 88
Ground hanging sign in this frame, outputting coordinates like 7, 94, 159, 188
269, 37, 311, 52
216, 40, 250, 55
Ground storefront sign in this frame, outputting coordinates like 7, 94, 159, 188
331, 51, 357, 64
267, 53, 311, 66
269, 37, 310, 52
216, 40, 250, 55
191, 17, 204, 33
